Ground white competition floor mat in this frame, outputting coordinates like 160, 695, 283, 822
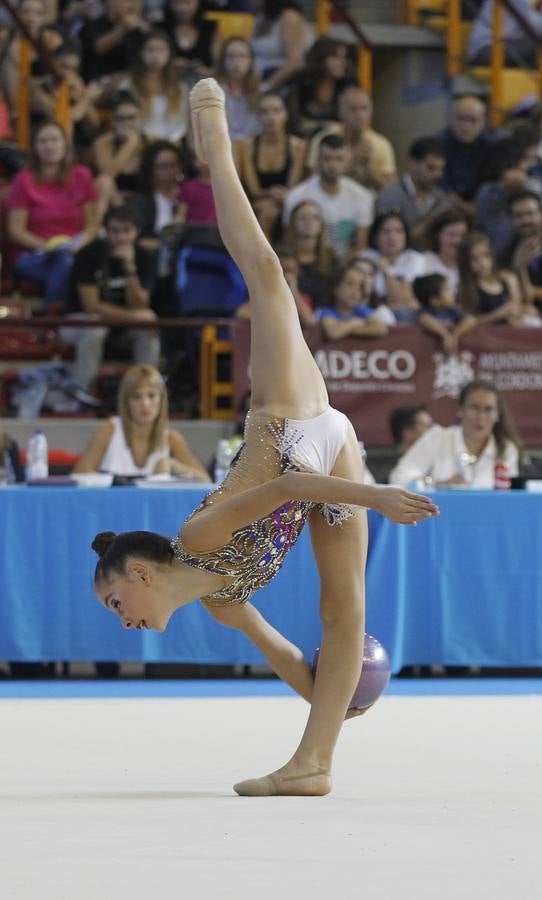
0, 691, 539, 899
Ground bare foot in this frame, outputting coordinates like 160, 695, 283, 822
189, 78, 226, 164
234, 762, 332, 797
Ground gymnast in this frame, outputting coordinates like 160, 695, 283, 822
92, 79, 439, 797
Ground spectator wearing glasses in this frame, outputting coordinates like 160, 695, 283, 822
129, 140, 186, 251
437, 95, 493, 216
91, 95, 148, 201
389, 379, 521, 489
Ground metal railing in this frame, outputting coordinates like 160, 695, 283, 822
0, 316, 236, 420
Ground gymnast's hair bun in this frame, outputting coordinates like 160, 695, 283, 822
91, 531, 117, 558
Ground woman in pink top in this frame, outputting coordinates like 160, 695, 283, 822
6, 121, 99, 307
178, 152, 217, 224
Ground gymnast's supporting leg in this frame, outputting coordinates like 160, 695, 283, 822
191, 80, 366, 795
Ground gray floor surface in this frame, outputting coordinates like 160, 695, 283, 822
0, 694, 539, 899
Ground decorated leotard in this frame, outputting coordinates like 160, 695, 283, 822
170, 409, 353, 606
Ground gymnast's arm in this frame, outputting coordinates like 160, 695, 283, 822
181, 471, 439, 551
207, 601, 369, 719
206, 602, 314, 702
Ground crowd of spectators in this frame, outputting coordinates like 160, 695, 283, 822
1, 0, 542, 418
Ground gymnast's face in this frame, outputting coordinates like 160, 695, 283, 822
97, 562, 171, 633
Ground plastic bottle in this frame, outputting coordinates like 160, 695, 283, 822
494, 462, 511, 490
214, 438, 234, 484
2, 448, 16, 484
26, 430, 49, 480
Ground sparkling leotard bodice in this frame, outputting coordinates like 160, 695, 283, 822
170, 410, 351, 607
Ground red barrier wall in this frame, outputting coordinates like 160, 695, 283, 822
232, 323, 542, 445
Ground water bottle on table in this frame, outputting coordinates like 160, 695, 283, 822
26, 430, 49, 481
214, 437, 242, 484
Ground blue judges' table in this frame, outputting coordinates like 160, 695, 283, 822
0, 486, 540, 672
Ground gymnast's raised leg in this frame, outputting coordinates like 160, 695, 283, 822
190, 79, 367, 796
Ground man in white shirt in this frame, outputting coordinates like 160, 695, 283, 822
283, 134, 374, 259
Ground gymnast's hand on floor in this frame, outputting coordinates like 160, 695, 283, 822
371, 486, 439, 526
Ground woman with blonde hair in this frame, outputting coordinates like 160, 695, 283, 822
122, 29, 190, 142
216, 37, 261, 141
74, 364, 209, 480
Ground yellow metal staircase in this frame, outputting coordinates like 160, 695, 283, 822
403, 0, 542, 124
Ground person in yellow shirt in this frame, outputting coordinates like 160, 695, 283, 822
307, 85, 396, 191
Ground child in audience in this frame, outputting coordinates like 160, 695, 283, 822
236, 247, 315, 326
457, 232, 522, 324
353, 256, 396, 325
413, 273, 477, 355
317, 263, 390, 340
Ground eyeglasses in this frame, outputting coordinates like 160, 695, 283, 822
454, 114, 483, 124
464, 404, 498, 415
115, 114, 138, 121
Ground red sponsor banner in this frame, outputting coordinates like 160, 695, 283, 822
232, 322, 542, 445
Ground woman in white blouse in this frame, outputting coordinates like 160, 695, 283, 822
74, 365, 209, 480
389, 379, 521, 489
